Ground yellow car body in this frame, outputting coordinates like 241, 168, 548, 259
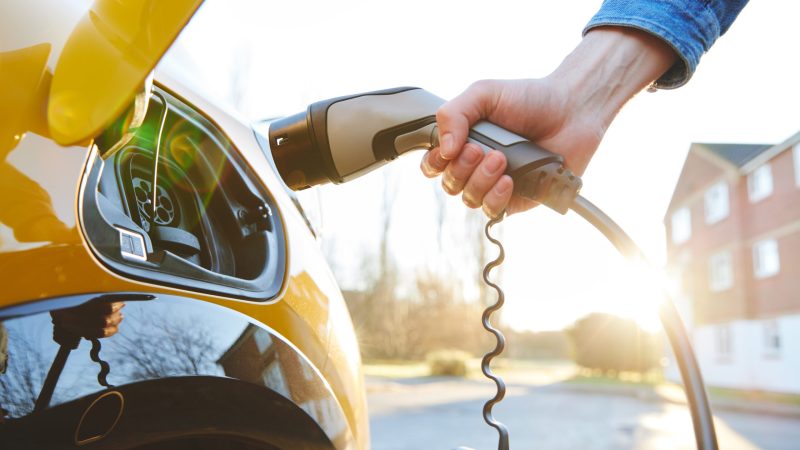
0, 1, 368, 449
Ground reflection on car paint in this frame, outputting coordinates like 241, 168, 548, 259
0, 45, 84, 253
0, 295, 354, 449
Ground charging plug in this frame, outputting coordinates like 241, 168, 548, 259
514, 162, 582, 214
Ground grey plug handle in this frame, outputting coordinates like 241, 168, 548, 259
324, 87, 567, 178
268, 87, 578, 206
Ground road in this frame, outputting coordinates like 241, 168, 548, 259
367, 376, 800, 450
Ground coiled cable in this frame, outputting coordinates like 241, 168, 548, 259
475, 195, 718, 450
480, 213, 510, 450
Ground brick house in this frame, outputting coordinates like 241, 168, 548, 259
664, 132, 800, 393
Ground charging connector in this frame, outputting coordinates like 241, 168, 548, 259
515, 162, 582, 214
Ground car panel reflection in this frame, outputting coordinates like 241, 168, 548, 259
0, 295, 354, 449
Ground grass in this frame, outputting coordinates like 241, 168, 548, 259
363, 360, 800, 410
707, 386, 800, 407
566, 370, 800, 409
363, 358, 577, 383
566, 368, 665, 387
362, 360, 430, 378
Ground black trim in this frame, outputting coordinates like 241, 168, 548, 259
468, 129, 563, 180
372, 115, 437, 162
0, 293, 156, 320
79, 88, 286, 302
253, 125, 318, 237
267, 111, 330, 190
306, 104, 342, 184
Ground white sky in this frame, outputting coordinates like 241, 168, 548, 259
166, 0, 800, 331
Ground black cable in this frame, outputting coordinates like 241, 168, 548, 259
33, 345, 73, 412
481, 214, 510, 450
571, 195, 718, 450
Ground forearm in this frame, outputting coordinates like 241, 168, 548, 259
585, 0, 750, 89
550, 27, 676, 134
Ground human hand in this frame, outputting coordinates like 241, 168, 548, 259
421, 28, 676, 217
422, 78, 603, 217
51, 300, 125, 340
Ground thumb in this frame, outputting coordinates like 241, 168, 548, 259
435, 81, 498, 160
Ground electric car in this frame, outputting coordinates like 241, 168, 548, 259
0, 1, 368, 448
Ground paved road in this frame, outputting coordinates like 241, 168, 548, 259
367, 377, 800, 450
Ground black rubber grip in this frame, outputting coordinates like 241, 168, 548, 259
468, 127, 582, 214
493, 140, 563, 180
150, 226, 201, 257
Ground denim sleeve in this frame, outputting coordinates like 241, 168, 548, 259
583, 0, 749, 89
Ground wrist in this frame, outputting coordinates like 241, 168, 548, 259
548, 26, 676, 131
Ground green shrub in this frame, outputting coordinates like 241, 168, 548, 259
426, 349, 471, 377
567, 313, 661, 375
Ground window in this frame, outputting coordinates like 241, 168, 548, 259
714, 324, 732, 359
753, 239, 780, 278
704, 181, 729, 224
747, 164, 773, 202
794, 144, 800, 187
708, 251, 733, 292
262, 361, 290, 398
763, 320, 781, 357
254, 329, 273, 354
670, 207, 691, 244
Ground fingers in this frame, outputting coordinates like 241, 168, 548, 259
424, 79, 540, 217
441, 144, 483, 194
100, 309, 124, 328
435, 80, 497, 160
482, 175, 514, 218
420, 146, 449, 178
506, 196, 539, 216
93, 302, 124, 338
422, 80, 499, 182
434, 146, 515, 217
462, 150, 507, 209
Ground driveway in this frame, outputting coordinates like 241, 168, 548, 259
367, 376, 800, 449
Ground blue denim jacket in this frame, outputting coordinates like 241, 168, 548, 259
584, 0, 749, 89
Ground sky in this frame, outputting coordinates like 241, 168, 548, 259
164, 0, 800, 331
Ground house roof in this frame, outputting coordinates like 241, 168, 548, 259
695, 143, 773, 168
665, 130, 800, 219
664, 142, 771, 217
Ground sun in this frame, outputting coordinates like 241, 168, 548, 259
603, 261, 667, 333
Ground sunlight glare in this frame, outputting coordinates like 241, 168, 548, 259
604, 260, 667, 333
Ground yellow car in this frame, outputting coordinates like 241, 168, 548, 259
0, 1, 368, 448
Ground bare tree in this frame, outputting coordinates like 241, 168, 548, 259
0, 326, 48, 417
106, 313, 218, 381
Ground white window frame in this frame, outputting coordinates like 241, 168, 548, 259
670, 207, 692, 244
708, 250, 733, 292
262, 361, 290, 398
747, 164, 773, 203
714, 324, 732, 359
753, 239, 780, 279
763, 319, 781, 358
794, 144, 800, 187
254, 329, 273, 354
704, 181, 729, 224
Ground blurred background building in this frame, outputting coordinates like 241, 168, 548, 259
665, 132, 800, 393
